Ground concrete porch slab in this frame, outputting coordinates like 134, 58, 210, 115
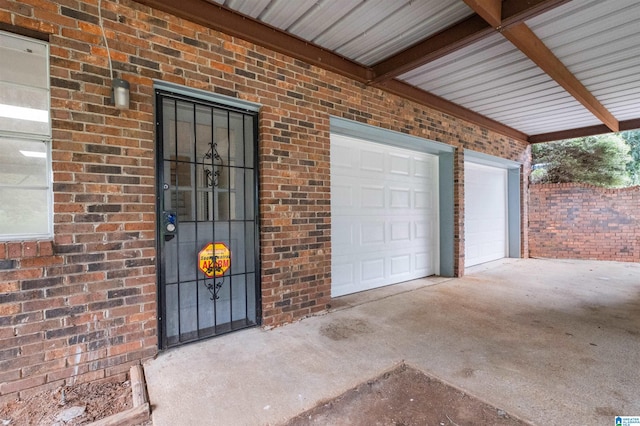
144, 258, 640, 425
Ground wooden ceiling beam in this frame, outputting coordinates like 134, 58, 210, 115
529, 118, 640, 143
502, 23, 619, 132
529, 124, 612, 143
370, 0, 569, 84
462, 0, 618, 135
463, 0, 502, 28
369, 15, 492, 85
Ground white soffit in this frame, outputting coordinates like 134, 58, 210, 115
398, 32, 601, 135
526, 0, 640, 123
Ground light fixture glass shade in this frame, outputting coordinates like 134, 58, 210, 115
112, 78, 130, 109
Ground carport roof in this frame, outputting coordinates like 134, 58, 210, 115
136, 0, 640, 143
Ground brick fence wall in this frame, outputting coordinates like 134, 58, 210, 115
529, 183, 640, 262
0, 0, 529, 400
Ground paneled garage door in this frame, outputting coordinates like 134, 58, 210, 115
331, 134, 439, 297
464, 162, 508, 267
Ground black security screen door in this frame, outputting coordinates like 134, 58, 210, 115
156, 90, 260, 349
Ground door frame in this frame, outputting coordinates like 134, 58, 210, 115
154, 82, 262, 349
330, 133, 441, 296
464, 149, 521, 265
330, 116, 456, 277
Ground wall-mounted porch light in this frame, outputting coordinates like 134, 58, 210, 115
111, 78, 130, 110
100, 0, 129, 110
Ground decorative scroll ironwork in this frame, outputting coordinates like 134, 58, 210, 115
202, 141, 225, 299
205, 277, 224, 300
203, 142, 223, 188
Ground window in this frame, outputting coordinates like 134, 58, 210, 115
0, 30, 52, 240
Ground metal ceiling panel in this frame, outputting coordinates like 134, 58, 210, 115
399, 35, 512, 88
352, 1, 474, 65
352, 1, 474, 66
581, 58, 640, 88
460, 77, 558, 109
527, 0, 640, 126
319, 0, 474, 66
491, 101, 600, 135
514, 111, 602, 135
202, 0, 640, 137
257, 0, 318, 30
474, 86, 573, 116
218, 0, 473, 66
222, 0, 271, 18
396, 33, 603, 135
286, 0, 363, 43
314, 0, 410, 54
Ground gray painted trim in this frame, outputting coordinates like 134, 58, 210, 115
329, 116, 456, 277
438, 152, 455, 277
153, 80, 261, 112
464, 149, 520, 169
330, 116, 454, 155
464, 149, 521, 260
507, 168, 521, 258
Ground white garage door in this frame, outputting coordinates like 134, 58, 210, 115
464, 162, 508, 267
331, 134, 439, 297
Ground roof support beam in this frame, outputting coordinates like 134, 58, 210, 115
529, 118, 640, 143
461, 0, 618, 134
370, 0, 569, 84
463, 0, 502, 28
502, 23, 619, 132
369, 15, 492, 85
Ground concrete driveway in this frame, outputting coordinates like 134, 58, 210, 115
143, 258, 640, 425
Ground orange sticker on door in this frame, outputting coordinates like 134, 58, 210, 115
198, 242, 231, 278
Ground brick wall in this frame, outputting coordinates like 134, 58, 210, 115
529, 183, 640, 262
0, 0, 529, 399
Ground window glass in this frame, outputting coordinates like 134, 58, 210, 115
0, 138, 48, 186
0, 32, 48, 87
0, 84, 49, 136
0, 31, 51, 240
0, 188, 49, 236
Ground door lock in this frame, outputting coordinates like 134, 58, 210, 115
162, 211, 177, 241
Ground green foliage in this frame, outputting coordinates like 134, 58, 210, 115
620, 130, 640, 185
531, 134, 632, 187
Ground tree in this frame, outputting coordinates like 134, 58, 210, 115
619, 130, 640, 185
531, 134, 632, 187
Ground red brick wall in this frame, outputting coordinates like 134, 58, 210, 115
529, 183, 640, 262
0, 0, 529, 399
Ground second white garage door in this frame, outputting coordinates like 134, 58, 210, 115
331, 134, 439, 297
464, 161, 508, 267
